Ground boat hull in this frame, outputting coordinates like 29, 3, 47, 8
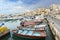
13, 34, 45, 40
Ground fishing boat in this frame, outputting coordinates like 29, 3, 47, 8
20, 17, 44, 27
12, 29, 47, 40
12, 24, 47, 40
0, 26, 10, 39
17, 24, 46, 31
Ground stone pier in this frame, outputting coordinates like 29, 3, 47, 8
47, 16, 60, 40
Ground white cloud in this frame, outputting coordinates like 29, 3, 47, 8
0, 0, 25, 14
0, 0, 60, 14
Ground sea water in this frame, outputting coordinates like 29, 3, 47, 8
0, 20, 55, 40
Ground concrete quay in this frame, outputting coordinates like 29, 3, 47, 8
47, 15, 60, 40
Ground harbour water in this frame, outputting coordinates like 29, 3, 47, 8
0, 20, 55, 40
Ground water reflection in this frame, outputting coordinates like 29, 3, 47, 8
4, 20, 20, 30
1, 20, 20, 40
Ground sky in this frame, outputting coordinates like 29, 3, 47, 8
0, 0, 60, 14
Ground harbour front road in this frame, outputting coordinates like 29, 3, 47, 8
47, 15, 60, 40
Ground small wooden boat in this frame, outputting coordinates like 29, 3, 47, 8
0, 29, 10, 37
0, 26, 10, 39
12, 29, 47, 40
17, 26, 45, 31
22, 21, 39, 27
17, 24, 46, 31
21, 19, 43, 27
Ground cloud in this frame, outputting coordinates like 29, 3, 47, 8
0, 0, 24, 14
0, 0, 60, 14
0, 0, 32, 14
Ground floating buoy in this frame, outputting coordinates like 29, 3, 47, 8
2, 23, 4, 25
